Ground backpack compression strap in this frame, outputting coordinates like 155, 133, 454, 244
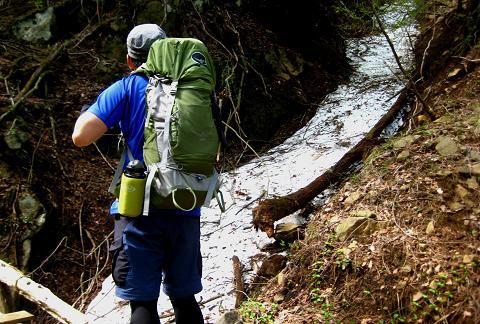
143, 79, 178, 216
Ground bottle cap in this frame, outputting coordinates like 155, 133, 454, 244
125, 160, 146, 178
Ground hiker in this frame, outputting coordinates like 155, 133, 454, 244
72, 24, 204, 324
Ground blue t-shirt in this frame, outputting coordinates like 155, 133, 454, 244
89, 73, 147, 162
89, 73, 200, 217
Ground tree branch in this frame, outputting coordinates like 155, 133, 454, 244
0, 260, 87, 323
371, 6, 435, 119
0, 16, 113, 124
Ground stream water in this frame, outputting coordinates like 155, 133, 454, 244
86, 10, 415, 324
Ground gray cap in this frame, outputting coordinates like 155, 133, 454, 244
126, 24, 167, 61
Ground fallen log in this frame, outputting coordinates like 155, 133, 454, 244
0, 260, 87, 323
252, 90, 410, 236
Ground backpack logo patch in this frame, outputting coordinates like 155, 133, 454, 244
192, 52, 207, 65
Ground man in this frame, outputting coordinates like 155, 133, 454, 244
72, 24, 204, 324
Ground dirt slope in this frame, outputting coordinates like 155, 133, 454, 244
248, 32, 480, 324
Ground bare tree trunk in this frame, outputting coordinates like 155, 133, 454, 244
252, 90, 409, 236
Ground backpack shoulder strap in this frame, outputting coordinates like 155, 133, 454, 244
108, 141, 134, 194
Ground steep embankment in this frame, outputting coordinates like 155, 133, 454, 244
245, 4, 480, 324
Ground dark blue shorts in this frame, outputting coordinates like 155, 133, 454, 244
110, 214, 202, 301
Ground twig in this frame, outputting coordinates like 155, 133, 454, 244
203, 220, 236, 237
452, 55, 480, 63
78, 201, 86, 267
222, 121, 260, 159
0, 224, 18, 254
419, 6, 436, 80
161, 0, 168, 25
28, 132, 45, 185
28, 236, 68, 276
47, 106, 58, 145
390, 192, 419, 241
159, 293, 227, 319
235, 192, 266, 215
223, 10, 269, 96
371, 5, 435, 119
93, 142, 115, 171
74, 227, 112, 310
190, 0, 233, 58
87, 230, 114, 257
53, 149, 72, 185
0, 72, 47, 123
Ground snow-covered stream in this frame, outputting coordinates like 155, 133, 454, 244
86, 10, 415, 324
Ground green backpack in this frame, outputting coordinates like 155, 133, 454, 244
111, 38, 223, 214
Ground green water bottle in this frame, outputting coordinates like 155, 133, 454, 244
118, 160, 146, 217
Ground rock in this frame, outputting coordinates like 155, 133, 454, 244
250, 253, 267, 273
426, 221, 435, 235
344, 192, 362, 206
360, 319, 374, 324
18, 193, 46, 240
447, 68, 464, 80
256, 254, 287, 278
265, 48, 304, 81
0, 161, 11, 179
273, 223, 304, 243
457, 163, 480, 176
449, 201, 464, 212
468, 150, 480, 161
455, 185, 469, 199
412, 292, 423, 302
273, 293, 285, 303
466, 177, 479, 190
335, 217, 377, 241
416, 114, 430, 124
400, 265, 412, 273
19, 194, 42, 224
137, 1, 174, 27
16, 193, 46, 271
436, 170, 453, 177
434, 115, 454, 124
352, 210, 376, 218
463, 255, 475, 263
277, 269, 286, 286
21, 240, 32, 271
4, 128, 28, 150
14, 7, 55, 42
435, 136, 458, 157
397, 150, 410, 161
393, 135, 415, 149
215, 310, 243, 324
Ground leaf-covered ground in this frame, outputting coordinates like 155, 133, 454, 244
248, 36, 480, 324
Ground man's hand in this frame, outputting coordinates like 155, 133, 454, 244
72, 112, 108, 147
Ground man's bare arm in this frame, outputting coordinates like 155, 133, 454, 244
72, 112, 108, 147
